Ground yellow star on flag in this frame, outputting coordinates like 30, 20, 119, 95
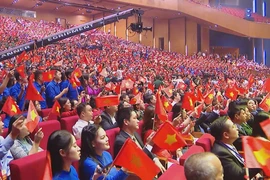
189, 97, 193, 106
49, 74, 52, 79
253, 148, 270, 166
164, 101, 169, 108
266, 98, 270, 107
208, 94, 214, 99
30, 110, 37, 121
126, 82, 130, 87
165, 134, 177, 146
104, 99, 111, 105
11, 105, 17, 113
56, 106, 60, 113
230, 92, 234, 97
130, 154, 142, 168
75, 72, 79, 77
169, 89, 173, 94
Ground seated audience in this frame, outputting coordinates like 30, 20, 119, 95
47, 130, 80, 180
114, 107, 166, 173
100, 105, 118, 130
80, 124, 128, 180
210, 117, 261, 180
59, 97, 79, 117
73, 103, 101, 139
0, 115, 23, 178
184, 152, 224, 180
8, 115, 43, 159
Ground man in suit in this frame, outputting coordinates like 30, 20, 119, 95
114, 107, 166, 173
100, 105, 118, 130
210, 117, 261, 180
228, 106, 248, 151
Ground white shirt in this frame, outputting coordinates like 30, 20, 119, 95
73, 119, 94, 139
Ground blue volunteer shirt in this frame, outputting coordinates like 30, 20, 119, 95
53, 165, 79, 180
33, 82, 47, 109
0, 85, 10, 101
45, 80, 61, 108
10, 82, 26, 110
60, 80, 82, 101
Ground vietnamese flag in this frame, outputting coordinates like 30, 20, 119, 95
194, 103, 203, 119
263, 78, 270, 93
204, 89, 215, 105
152, 122, 187, 151
17, 51, 27, 64
182, 92, 195, 111
82, 55, 89, 64
113, 138, 160, 180
132, 87, 139, 95
162, 85, 173, 98
259, 93, 270, 112
42, 152, 53, 180
16, 65, 27, 79
97, 64, 103, 73
148, 83, 154, 92
248, 75, 255, 89
225, 87, 238, 100
95, 95, 119, 108
115, 84, 121, 95
105, 82, 116, 91
2, 96, 21, 116
43, 71, 55, 82
51, 100, 61, 117
72, 68, 82, 78
25, 82, 44, 101
162, 95, 172, 112
195, 88, 204, 102
176, 82, 187, 91
25, 101, 39, 133
260, 118, 270, 140
121, 79, 134, 89
242, 136, 270, 176
155, 92, 168, 122
130, 92, 142, 105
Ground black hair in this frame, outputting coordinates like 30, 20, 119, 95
8, 115, 25, 134
34, 70, 43, 81
172, 102, 183, 120
76, 103, 89, 116
116, 107, 134, 129
209, 116, 230, 141
47, 130, 73, 176
142, 106, 155, 140
65, 68, 74, 79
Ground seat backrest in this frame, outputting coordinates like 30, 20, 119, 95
2, 128, 8, 138
30, 120, 61, 149
60, 115, 79, 134
180, 145, 205, 166
159, 164, 186, 180
40, 108, 58, 121
10, 151, 47, 180
106, 127, 120, 158
195, 133, 215, 152
136, 120, 144, 137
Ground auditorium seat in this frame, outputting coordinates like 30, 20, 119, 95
195, 133, 215, 152
39, 108, 58, 121
179, 145, 205, 165
10, 151, 47, 180
136, 120, 144, 137
2, 128, 8, 138
60, 115, 79, 134
159, 164, 186, 180
30, 120, 61, 149
106, 127, 120, 158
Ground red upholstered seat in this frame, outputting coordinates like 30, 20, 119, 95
195, 133, 215, 152
136, 120, 144, 137
40, 108, 58, 121
10, 151, 47, 180
106, 127, 120, 158
159, 164, 186, 180
30, 120, 61, 149
2, 128, 8, 138
60, 115, 79, 134
180, 145, 205, 165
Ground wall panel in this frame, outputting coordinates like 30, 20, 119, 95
154, 18, 169, 51
169, 18, 185, 53
186, 19, 198, 55
201, 26, 210, 53
116, 19, 127, 40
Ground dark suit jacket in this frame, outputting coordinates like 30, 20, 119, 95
100, 111, 118, 130
233, 124, 247, 151
114, 130, 156, 160
212, 141, 260, 180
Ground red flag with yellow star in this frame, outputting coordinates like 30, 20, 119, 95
16, 51, 27, 64
152, 122, 187, 151
113, 138, 160, 180
121, 79, 134, 89
260, 118, 270, 140
51, 100, 61, 117
162, 85, 173, 98
259, 93, 270, 112
130, 92, 142, 105
72, 68, 82, 78
162, 95, 172, 112
155, 93, 168, 122
25, 101, 39, 133
182, 92, 195, 111
225, 87, 238, 100
25, 82, 44, 101
16, 65, 27, 79
43, 71, 55, 82
2, 96, 21, 116
204, 89, 215, 105
95, 95, 119, 108
242, 136, 270, 176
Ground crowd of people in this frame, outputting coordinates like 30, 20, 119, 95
0, 14, 270, 180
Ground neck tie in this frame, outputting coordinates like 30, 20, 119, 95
132, 137, 142, 149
